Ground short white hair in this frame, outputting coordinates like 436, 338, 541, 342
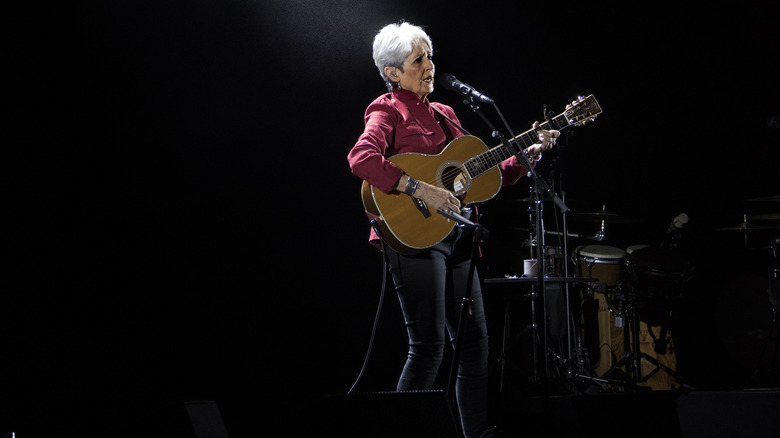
372, 22, 433, 86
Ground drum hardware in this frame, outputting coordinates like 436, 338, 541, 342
484, 173, 573, 389
598, 298, 694, 392
661, 213, 689, 249
745, 195, 780, 202
569, 244, 627, 388
604, 284, 625, 328
484, 276, 598, 391
715, 213, 780, 250
598, 247, 695, 392
512, 227, 605, 242
771, 238, 780, 315
558, 337, 604, 395
496, 223, 653, 393
715, 223, 776, 231
496, 299, 523, 393
521, 183, 573, 383
587, 208, 610, 242
570, 205, 642, 224
495, 178, 601, 389
749, 237, 780, 386
508, 195, 567, 203
748, 213, 780, 222
715, 220, 776, 231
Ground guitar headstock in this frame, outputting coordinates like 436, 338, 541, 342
565, 95, 602, 126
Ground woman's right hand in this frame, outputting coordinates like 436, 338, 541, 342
396, 175, 461, 214
415, 181, 461, 214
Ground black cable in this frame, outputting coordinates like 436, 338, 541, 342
347, 222, 390, 394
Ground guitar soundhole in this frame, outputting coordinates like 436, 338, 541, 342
438, 161, 470, 196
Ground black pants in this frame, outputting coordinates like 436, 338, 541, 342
386, 227, 489, 438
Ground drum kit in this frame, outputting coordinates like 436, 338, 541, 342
711, 196, 780, 386
487, 193, 780, 394
573, 243, 693, 392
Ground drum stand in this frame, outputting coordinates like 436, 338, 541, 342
599, 286, 694, 391
563, 281, 622, 392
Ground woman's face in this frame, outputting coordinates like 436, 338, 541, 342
393, 43, 434, 100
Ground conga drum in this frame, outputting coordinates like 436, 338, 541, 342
574, 244, 626, 377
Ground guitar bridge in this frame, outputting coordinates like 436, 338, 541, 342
412, 197, 432, 218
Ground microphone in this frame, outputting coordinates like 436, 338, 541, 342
661, 213, 688, 248
438, 74, 494, 104
437, 209, 478, 227
668, 213, 689, 232
437, 209, 489, 238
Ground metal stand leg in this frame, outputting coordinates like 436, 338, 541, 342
600, 295, 694, 391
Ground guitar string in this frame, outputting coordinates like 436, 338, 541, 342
411, 111, 577, 190
413, 130, 541, 188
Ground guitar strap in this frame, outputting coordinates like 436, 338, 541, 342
431, 106, 472, 137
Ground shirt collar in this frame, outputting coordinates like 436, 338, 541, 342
392, 88, 429, 107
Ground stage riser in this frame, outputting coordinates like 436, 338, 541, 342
294, 391, 460, 438
286, 389, 780, 438
498, 390, 780, 437
676, 390, 780, 438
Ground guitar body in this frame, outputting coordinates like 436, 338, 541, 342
361, 135, 502, 254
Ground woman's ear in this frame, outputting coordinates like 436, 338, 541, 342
384, 66, 398, 81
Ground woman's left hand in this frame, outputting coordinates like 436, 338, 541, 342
524, 121, 560, 161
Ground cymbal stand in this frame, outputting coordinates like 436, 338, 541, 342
541, 124, 592, 390
558, 191, 576, 368
529, 183, 576, 384
521, 181, 564, 384
525, 125, 582, 388
751, 237, 780, 386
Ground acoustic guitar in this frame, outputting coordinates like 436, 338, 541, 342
362, 95, 602, 254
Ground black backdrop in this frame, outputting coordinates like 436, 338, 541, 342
7, 1, 779, 436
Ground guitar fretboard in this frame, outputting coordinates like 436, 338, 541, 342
464, 113, 570, 178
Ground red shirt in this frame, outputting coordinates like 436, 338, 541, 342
348, 88, 532, 245
349, 88, 531, 192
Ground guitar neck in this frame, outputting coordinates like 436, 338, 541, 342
464, 112, 570, 179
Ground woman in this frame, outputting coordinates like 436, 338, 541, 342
347, 22, 558, 438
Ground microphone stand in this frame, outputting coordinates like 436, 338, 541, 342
441, 209, 490, 403
459, 95, 570, 383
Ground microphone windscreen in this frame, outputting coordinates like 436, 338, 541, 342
438, 73, 455, 88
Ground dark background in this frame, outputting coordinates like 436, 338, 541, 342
7, 0, 779, 436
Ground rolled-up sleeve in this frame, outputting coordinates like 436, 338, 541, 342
499, 155, 532, 186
